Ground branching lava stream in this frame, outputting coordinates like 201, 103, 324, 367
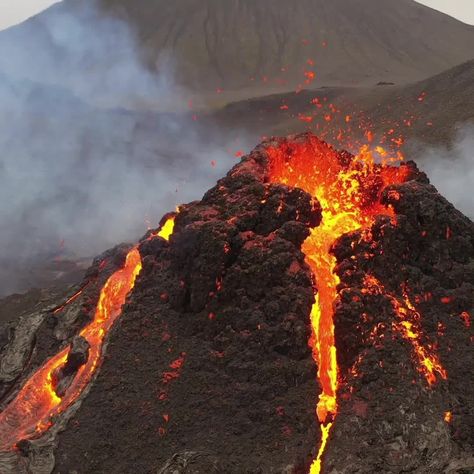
0, 217, 175, 450
267, 137, 411, 473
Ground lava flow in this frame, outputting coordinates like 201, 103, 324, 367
362, 275, 447, 386
0, 218, 175, 450
155, 215, 176, 240
267, 137, 410, 473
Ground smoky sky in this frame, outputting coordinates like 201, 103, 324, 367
415, 0, 474, 25
0, 1, 61, 30
417, 125, 474, 220
0, 1, 247, 295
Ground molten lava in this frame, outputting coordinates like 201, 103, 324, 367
267, 137, 410, 473
363, 275, 447, 385
0, 217, 175, 450
156, 216, 175, 241
53, 287, 86, 315
0, 249, 142, 449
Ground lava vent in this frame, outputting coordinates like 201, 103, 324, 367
0, 133, 472, 474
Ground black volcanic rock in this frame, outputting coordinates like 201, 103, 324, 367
0, 134, 473, 473
51, 144, 321, 473
52, 336, 90, 398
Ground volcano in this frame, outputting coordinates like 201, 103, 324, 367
0, 133, 473, 473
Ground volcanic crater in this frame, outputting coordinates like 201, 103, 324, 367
0, 133, 473, 474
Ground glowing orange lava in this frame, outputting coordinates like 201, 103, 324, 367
156, 216, 175, 241
0, 217, 175, 450
0, 249, 141, 449
312, 423, 332, 473
363, 276, 447, 385
395, 310, 447, 385
53, 287, 86, 314
267, 136, 409, 473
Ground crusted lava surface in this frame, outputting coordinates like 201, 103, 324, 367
326, 175, 474, 473
0, 133, 472, 473
53, 144, 322, 474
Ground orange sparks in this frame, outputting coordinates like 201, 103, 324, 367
444, 411, 452, 423
305, 70, 316, 84
460, 311, 471, 328
299, 114, 314, 123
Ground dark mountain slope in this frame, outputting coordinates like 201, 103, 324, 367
0, 134, 472, 473
99, 0, 474, 92
214, 59, 474, 148
0, 0, 473, 101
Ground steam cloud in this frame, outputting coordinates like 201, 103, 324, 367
417, 125, 474, 220
0, 1, 246, 295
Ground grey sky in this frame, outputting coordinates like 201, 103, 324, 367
0, 0, 473, 30
0, 0, 60, 30
416, 0, 474, 24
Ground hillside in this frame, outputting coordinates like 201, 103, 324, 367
0, 0, 473, 103
0, 133, 473, 473
100, 0, 474, 96
213, 59, 474, 149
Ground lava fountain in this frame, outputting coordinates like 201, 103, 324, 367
267, 136, 422, 472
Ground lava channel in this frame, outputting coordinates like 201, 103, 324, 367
267, 137, 412, 473
0, 217, 175, 450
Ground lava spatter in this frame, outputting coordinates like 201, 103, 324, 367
362, 275, 447, 386
155, 215, 176, 241
0, 217, 175, 450
267, 136, 410, 472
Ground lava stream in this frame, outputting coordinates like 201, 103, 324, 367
267, 137, 409, 473
0, 217, 175, 450
363, 275, 447, 385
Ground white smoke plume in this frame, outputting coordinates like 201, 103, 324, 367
417, 125, 474, 219
0, 1, 248, 295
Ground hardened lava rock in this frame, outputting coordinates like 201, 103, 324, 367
327, 166, 474, 473
52, 142, 322, 473
0, 133, 472, 473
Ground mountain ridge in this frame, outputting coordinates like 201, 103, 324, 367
0, 0, 473, 102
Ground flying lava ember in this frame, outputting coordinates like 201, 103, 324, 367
266, 136, 446, 473
0, 218, 175, 450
